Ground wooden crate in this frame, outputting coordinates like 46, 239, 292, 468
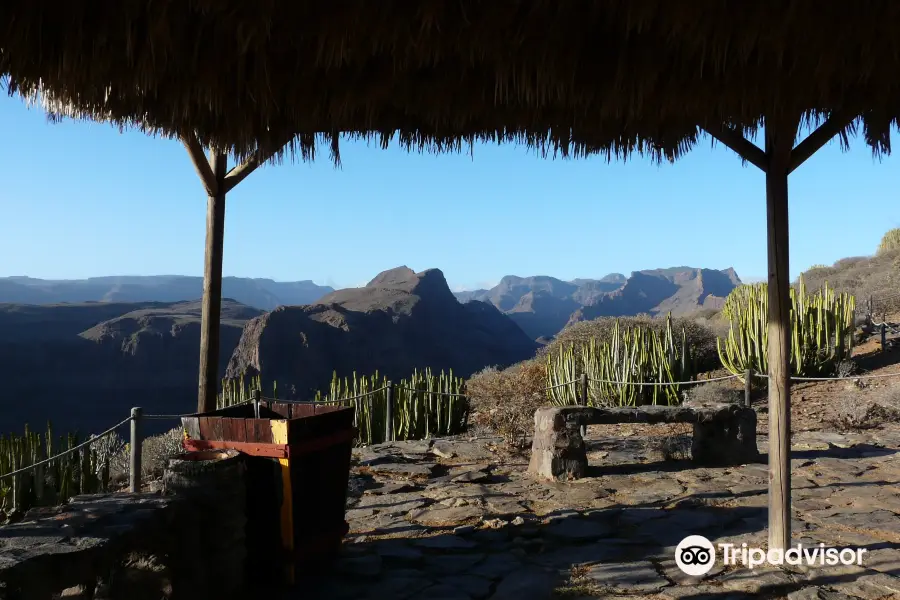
181, 402, 355, 584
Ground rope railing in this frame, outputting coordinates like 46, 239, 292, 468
543, 378, 580, 391
260, 385, 390, 405
751, 370, 900, 382
393, 385, 467, 398
144, 399, 256, 420
586, 374, 738, 386
0, 414, 134, 481
5, 296, 900, 505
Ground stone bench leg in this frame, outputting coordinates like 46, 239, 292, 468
528, 407, 588, 481
692, 407, 761, 466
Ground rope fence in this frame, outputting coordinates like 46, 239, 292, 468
0, 414, 134, 481
8, 365, 900, 486
5, 296, 900, 502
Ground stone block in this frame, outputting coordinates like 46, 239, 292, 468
528, 404, 760, 480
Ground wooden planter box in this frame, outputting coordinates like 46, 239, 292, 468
181, 402, 355, 585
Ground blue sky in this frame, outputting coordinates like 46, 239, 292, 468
0, 94, 897, 292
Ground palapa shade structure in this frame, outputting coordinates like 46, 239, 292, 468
3, 1, 900, 552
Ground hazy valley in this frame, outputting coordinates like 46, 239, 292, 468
0, 263, 752, 435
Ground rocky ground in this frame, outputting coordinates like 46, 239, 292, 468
295, 422, 900, 600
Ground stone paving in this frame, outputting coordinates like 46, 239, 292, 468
297, 427, 900, 600
0, 493, 182, 599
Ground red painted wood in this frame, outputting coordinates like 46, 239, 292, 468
254, 419, 274, 443
198, 417, 213, 440
182, 429, 355, 458
183, 439, 290, 458
209, 417, 225, 441
270, 402, 291, 419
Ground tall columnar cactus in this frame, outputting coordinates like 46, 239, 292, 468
0, 423, 110, 520
217, 373, 272, 408
717, 276, 855, 379
547, 314, 696, 407
314, 368, 467, 445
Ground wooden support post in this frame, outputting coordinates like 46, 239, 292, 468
765, 112, 799, 553
744, 369, 753, 408
579, 373, 588, 438
197, 151, 228, 414
253, 389, 261, 419
882, 323, 887, 353
704, 110, 859, 553
385, 383, 394, 442
129, 407, 143, 493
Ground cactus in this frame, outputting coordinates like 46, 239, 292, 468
0, 423, 111, 519
717, 276, 855, 379
219, 368, 467, 446
313, 368, 467, 446
546, 314, 697, 407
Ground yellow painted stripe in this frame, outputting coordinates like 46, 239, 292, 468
270, 420, 295, 584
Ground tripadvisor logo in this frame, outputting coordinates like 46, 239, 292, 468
675, 535, 867, 575
675, 535, 716, 576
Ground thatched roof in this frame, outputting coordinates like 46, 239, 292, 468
2, 1, 900, 164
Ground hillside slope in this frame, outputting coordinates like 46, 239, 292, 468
0, 300, 261, 435
226, 266, 540, 397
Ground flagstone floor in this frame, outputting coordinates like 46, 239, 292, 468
294, 427, 900, 600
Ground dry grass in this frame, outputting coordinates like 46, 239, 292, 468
683, 380, 744, 405
467, 360, 547, 450
800, 249, 900, 315
106, 427, 185, 482
829, 384, 900, 431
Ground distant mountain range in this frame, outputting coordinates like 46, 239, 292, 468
454, 267, 741, 340
0, 268, 536, 435
0, 276, 333, 310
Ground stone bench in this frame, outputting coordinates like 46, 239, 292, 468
527, 403, 760, 481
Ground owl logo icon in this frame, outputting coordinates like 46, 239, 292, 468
675, 535, 716, 576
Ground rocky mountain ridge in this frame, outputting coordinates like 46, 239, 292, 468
454, 267, 741, 340
0, 275, 333, 311
225, 266, 539, 398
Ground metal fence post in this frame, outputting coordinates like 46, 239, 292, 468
129, 407, 143, 493
882, 323, 887, 353
385, 382, 394, 442
252, 389, 261, 418
744, 369, 753, 408
579, 373, 588, 438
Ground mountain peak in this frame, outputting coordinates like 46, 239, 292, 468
366, 266, 417, 288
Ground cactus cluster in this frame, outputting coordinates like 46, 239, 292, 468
315, 368, 468, 445
218, 373, 274, 409
219, 369, 468, 446
0, 424, 110, 520
546, 314, 696, 407
717, 276, 856, 379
